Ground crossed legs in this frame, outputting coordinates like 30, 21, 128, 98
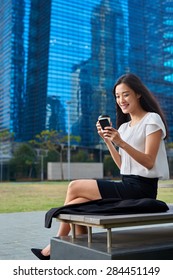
41, 179, 101, 256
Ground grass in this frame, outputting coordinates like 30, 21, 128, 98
0, 180, 173, 213
0, 181, 68, 213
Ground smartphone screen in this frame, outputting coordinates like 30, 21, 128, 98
99, 118, 110, 130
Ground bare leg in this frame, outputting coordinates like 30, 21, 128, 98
41, 179, 101, 256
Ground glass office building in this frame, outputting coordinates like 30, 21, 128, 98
0, 0, 30, 140
128, 0, 173, 141
0, 0, 173, 148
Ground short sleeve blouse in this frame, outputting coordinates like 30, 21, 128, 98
118, 112, 170, 179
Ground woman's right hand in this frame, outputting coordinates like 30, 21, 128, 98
96, 121, 111, 142
96, 121, 104, 138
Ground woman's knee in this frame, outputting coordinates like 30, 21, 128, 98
67, 179, 97, 197
67, 180, 81, 196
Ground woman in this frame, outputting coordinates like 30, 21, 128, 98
31, 73, 169, 259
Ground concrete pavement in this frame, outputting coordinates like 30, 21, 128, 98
0, 211, 60, 260
1, 206, 173, 260
0, 211, 100, 260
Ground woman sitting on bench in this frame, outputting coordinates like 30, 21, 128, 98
31, 73, 169, 260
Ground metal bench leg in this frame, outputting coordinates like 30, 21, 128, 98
71, 224, 76, 239
87, 226, 92, 243
107, 228, 112, 248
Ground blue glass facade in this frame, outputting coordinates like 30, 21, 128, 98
0, 0, 30, 140
24, 0, 51, 140
45, 0, 128, 146
0, 0, 173, 147
128, 0, 173, 140
0, 0, 12, 133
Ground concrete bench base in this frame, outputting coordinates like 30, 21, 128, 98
51, 224, 173, 260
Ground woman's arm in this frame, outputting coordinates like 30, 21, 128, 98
103, 127, 162, 170
96, 121, 121, 169
105, 140, 121, 169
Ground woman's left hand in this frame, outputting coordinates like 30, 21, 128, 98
102, 127, 124, 147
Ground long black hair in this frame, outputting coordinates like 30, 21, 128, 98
113, 73, 168, 138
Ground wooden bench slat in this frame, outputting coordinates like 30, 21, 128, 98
58, 205, 173, 226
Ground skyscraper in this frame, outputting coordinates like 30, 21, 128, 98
0, 0, 173, 148
71, 0, 126, 146
0, 0, 30, 140
128, 0, 173, 141
24, 0, 51, 140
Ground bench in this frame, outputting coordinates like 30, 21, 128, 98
56, 204, 173, 248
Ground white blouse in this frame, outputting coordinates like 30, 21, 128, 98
118, 112, 170, 179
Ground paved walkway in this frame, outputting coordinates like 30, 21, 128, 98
1, 206, 173, 260
0, 211, 60, 260
0, 211, 101, 260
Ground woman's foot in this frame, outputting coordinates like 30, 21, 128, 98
31, 248, 50, 260
41, 244, 51, 256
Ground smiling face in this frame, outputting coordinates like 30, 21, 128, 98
115, 83, 141, 115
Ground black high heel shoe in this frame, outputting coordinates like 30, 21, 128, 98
31, 248, 50, 260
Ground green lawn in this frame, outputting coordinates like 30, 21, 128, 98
0, 180, 172, 213
0, 181, 68, 213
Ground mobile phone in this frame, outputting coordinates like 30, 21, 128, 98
98, 115, 110, 130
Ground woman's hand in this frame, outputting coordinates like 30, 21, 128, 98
96, 121, 112, 143
96, 121, 105, 139
102, 127, 124, 147
96, 122, 122, 168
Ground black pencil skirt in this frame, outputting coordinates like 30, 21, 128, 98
97, 175, 158, 200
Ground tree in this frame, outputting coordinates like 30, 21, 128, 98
29, 130, 81, 180
166, 142, 173, 149
9, 143, 36, 179
103, 155, 120, 178
0, 130, 14, 181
